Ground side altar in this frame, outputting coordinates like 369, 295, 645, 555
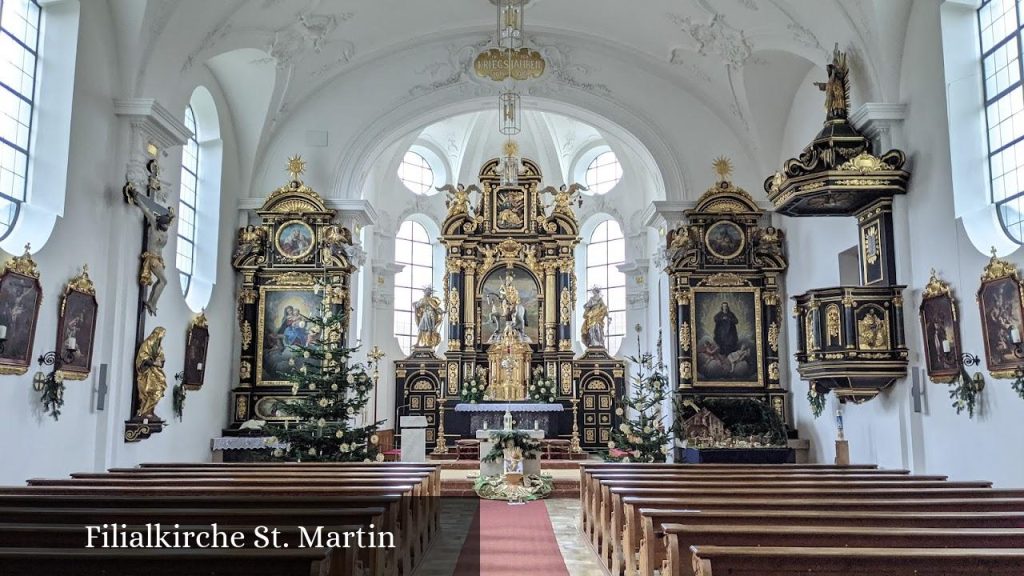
394, 157, 625, 453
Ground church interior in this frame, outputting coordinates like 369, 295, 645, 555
3, 0, 1024, 574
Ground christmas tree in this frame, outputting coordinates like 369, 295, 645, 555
605, 351, 670, 462
264, 301, 382, 462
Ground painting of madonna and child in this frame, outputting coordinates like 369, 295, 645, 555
693, 290, 762, 385
259, 289, 324, 384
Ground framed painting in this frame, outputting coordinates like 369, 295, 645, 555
705, 221, 745, 260
182, 312, 209, 390
274, 220, 315, 260
0, 248, 42, 376
919, 271, 961, 383
257, 286, 324, 386
977, 254, 1024, 378
493, 187, 527, 232
55, 266, 98, 381
479, 266, 541, 344
690, 286, 764, 387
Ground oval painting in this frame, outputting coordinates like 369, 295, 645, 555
276, 221, 315, 260
705, 221, 745, 260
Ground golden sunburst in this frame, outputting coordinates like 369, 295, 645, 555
713, 156, 733, 181
286, 155, 307, 180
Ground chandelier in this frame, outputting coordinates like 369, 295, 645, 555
495, 0, 525, 186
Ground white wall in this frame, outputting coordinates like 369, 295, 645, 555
782, 0, 1024, 486
0, 1, 240, 485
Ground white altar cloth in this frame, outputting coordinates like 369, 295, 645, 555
454, 403, 563, 412
476, 429, 544, 477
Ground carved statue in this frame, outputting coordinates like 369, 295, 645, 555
814, 44, 850, 120
413, 286, 444, 349
234, 225, 267, 263
582, 286, 610, 348
125, 165, 175, 316
539, 183, 587, 218
320, 224, 354, 266
437, 183, 481, 219
753, 226, 785, 257
493, 271, 528, 338
135, 326, 167, 420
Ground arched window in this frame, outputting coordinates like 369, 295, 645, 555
177, 105, 199, 294
0, 0, 42, 240
394, 220, 434, 354
398, 151, 434, 195
585, 150, 623, 195
586, 218, 626, 353
979, 0, 1024, 241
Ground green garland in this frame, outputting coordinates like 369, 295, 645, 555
528, 366, 556, 403
40, 373, 65, 421
473, 474, 553, 501
1013, 369, 1024, 401
480, 430, 543, 463
459, 366, 489, 403
172, 383, 186, 422
807, 383, 827, 418
949, 374, 982, 418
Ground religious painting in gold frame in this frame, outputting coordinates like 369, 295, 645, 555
274, 220, 315, 261
705, 220, 745, 260
256, 285, 324, 386
977, 253, 1024, 378
0, 248, 42, 376
690, 286, 764, 388
918, 272, 961, 384
55, 266, 98, 381
492, 187, 528, 233
479, 265, 541, 344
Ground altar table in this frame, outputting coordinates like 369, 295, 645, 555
455, 403, 564, 437
476, 429, 545, 477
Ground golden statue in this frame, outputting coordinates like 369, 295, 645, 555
857, 309, 888, 351
413, 286, 444, 349
489, 324, 529, 401
499, 272, 521, 314
437, 183, 480, 218
582, 286, 610, 348
814, 43, 850, 120
135, 326, 167, 420
539, 183, 587, 218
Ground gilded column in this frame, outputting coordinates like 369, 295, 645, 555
464, 264, 476, 349
545, 264, 556, 351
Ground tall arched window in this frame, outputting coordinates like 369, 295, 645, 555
585, 150, 623, 195
177, 105, 199, 294
398, 151, 434, 194
979, 0, 1024, 241
586, 218, 626, 353
394, 220, 434, 354
0, 0, 42, 240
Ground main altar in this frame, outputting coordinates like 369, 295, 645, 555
394, 157, 625, 453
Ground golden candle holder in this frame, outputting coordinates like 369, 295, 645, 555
432, 398, 449, 455
569, 398, 583, 454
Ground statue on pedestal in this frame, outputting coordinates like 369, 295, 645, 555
413, 286, 444, 349
134, 326, 167, 421
582, 286, 610, 348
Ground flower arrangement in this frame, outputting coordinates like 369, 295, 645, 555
529, 366, 556, 403
460, 366, 489, 403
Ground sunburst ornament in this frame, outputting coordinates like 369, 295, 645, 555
286, 155, 307, 181
713, 156, 733, 181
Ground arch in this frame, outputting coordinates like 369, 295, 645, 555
178, 85, 223, 312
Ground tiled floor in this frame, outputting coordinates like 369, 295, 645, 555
545, 498, 607, 576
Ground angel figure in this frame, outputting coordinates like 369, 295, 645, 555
436, 183, 480, 219
540, 183, 588, 217
234, 225, 267, 263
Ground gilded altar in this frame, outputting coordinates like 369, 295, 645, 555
229, 157, 356, 427
394, 157, 625, 451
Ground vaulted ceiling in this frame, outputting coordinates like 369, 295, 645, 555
106, 0, 917, 201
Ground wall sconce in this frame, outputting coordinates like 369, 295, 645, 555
947, 350, 985, 392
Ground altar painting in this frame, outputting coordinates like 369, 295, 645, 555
978, 275, 1024, 373
258, 287, 323, 385
480, 267, 541, 344
691, 288, 763, 387
493, 188, 527, 232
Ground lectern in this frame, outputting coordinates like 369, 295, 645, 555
399, 416, 427, 462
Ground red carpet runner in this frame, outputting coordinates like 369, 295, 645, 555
453, 500, 570, 575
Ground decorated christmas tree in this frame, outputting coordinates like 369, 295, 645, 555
605, 351, 670, 462
264, 300, 382, 462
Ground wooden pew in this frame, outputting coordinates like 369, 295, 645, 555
0, 547, 344, 576
0, 486, 417, 575
603, 486, 1023, 575
686, 546, 1024, 575
0, 523, 364, 576
662, 524, 1024, 576
637, 509, 1024, 576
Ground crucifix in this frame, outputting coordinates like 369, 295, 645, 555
122, 153, 174, 442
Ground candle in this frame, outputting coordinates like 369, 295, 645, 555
534, 420, 539, 430
941, 339, 951, 353
197, 362, 204, 371
1013, 328, 1021, 344
836, 410, 845, 440
572, 379, 578, 398
66, 336, 77, 351
0, 324, 7, 339
483, 420, 488, 430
